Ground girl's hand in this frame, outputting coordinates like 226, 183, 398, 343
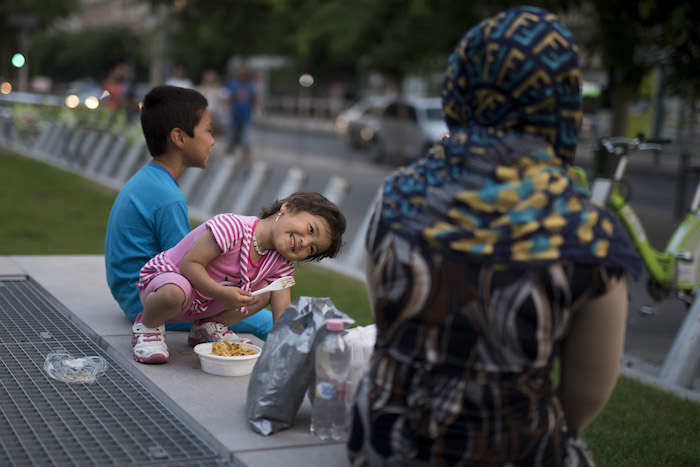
180, 230, 259, 312
219, 285, 255, 312
212, 292, 271, 325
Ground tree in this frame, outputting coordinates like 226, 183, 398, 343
563, 0, 700, 136
279, 0, 488, 90
141, 0, 299, 83
31, 26, 147, 84
140, 0, 504, 93
0, 0, 79, 84
139, 0, 700, 140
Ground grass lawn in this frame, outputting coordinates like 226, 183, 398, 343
1, 146, 698, 465
0, 148, 117, 254
585, 377, 700, 465
0, 147, 374, 324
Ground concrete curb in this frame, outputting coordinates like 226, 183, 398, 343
621, 354, 700, 403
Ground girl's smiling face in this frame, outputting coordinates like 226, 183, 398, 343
271, 205, 332, 261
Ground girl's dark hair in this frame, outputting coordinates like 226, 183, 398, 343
260, 192, 347, 261
140, 85, 208, 156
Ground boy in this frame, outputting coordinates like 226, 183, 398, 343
104, 85, 273, 344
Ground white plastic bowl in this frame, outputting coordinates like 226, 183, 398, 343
193, 342, 262, 377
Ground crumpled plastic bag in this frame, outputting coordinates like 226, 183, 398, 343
44, 351, 108, 384
246, 296, 354, 436
344, 324, 376, 404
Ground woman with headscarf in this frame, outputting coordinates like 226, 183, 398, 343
348, 6, 641, 466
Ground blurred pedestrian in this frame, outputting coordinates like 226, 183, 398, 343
197, 70, 230, 135
102, 63, 130, 111
348, 6, 641, 466
226, 64, 258, 166
165, 65, 194, 89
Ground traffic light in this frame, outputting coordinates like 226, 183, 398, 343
11, 53, 25, 68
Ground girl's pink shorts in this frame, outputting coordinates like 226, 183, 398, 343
138, 272, 226, 322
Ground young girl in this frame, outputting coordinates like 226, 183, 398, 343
131, 191, 346, 364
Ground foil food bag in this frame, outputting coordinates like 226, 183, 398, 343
246, 296, 354, 436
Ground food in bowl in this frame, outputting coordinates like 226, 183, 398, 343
194, 342, 262, 376
211, 341, 257, 357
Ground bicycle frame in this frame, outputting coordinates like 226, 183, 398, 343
606, 168, 674, 289
589, 144, 700, 302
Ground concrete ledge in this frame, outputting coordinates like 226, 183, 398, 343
2, 255, 349, 467
0, 256, 25, 278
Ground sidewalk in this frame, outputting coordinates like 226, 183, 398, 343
0, 255, 349, 467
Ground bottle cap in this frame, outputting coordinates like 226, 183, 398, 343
326, 319, 344, 332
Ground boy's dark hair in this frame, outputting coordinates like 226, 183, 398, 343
140, 85, 208, 157
261, 192, 347, 262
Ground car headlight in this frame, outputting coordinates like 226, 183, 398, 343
84, 96, 100, 109
65, 95, 80, 109
335, 116, 349, 133
360, 126, 374, 142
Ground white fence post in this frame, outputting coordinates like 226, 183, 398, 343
275, 167, 306, 201
85, 132, 115, 175
659, 286, 700, 388
98, 136, 129, 178
338, 191, 379, 274
114, 141, 148, 183
178, 166, 204, 199
229, 161, 271, 215
32, 121, 57, 158
322, 175, 350, 207
197, 157, 237, 215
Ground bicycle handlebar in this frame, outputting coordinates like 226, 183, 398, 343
597, 136, 672, 155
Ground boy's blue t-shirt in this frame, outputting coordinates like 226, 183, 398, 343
105, 163, 273, 338
105, 162, 190, 326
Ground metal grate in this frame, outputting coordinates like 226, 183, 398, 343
0, 278, 233, 466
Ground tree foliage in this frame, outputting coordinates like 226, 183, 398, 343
10, 0, 700, 112
141, 0, 501, 89
287, 0, 485, 81
0, 0, 79, 79
142, 0, 300, 83
643, 2, 700, 95
551, 0, 700, 135
31, 26, 147, 84
568, 0, 700, 94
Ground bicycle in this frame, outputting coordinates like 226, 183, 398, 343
585, 135, 700, 314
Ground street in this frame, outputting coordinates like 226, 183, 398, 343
225, 123, 391, 255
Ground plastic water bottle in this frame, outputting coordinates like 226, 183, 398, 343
310, 318, 350, 441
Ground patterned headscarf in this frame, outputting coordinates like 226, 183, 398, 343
378, 6, 641, 277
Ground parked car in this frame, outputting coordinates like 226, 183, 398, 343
63, 80, 104, 109
334, 96, 393, 148
368, 97, 448, 164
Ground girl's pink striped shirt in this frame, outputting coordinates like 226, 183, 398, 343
138, 213, 294, 315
